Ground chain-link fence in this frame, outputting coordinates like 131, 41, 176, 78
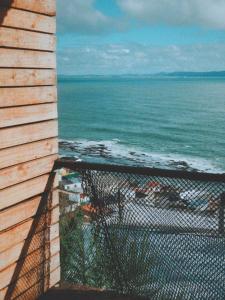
56, 159, 225, 300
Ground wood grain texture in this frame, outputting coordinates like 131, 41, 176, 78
0, 173, 58, 210
0, 48, 56, 68
0, 227, 59, 271
0, 27, 55, 51
0, 154, 57, 189
0, 120, 58, 149
0, 69, 56, 87
0, 238, 60, 289
0, 86, 56, 107
49, 266, 61, 288
0, 262, 60, 300
0, 103, 57, 128
0, 225, 59, 268
0, 7, 55, 32
0, 0, 56, 16
0, 195, 42, 232
0, 8, 55, 33
0, 1, 58, 294
0, 215, 59, 253
0, 191, 58, 231
51, 205, 60, 228
0, 138, 58, 169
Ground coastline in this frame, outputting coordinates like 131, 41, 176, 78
59, 139, 225, 174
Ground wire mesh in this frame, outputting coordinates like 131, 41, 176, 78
59, 163, 225, 300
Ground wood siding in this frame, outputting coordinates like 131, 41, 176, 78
0, 1, 59, 299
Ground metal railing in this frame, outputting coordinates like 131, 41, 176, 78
54, 158, 225, 300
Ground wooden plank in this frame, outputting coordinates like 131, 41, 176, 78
0, 48, 56, 68
0, 103, 57, 128
49, 236, 60, 257
0, 238, 60, 289
0, 120, 58, 149
0, 154, 57, 189
0, 138, 58, 169
0, 86, 57, 107
0, 226, 59, 271
0, 190, 58, 231
0, 195, 42, 232
0, 225, 59, 270
0, 173, 58, 210
0, 7, 55, 32
0, 0, 56, 16
0, 7, 56, 34
0, 69, 56, 87
0, 263, 60, 300
0, 214, 59, 253
0, 27, 55, 51
49, 266, 61, 288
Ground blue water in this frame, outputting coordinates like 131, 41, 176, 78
58, 76, 225, 173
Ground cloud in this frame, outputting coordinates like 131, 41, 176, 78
57, 43, 225, 75
57, 0, 119, 34
57, 0, 225, 35
117, 0, 225, 29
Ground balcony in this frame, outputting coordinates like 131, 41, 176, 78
40, 158, 225, 300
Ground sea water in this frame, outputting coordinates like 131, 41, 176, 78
58, 76, 225, 173
58, 76, 225, 299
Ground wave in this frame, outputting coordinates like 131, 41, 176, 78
59, 139, 224, 174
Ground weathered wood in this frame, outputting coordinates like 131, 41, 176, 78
0, 263, 60, 300
0, 154, 57, 189
0, 224, 59, 270
0, 86, 56, 107
0, 191, 58, 231
0, 138, 58, 169
0, 226, 59, 271
0, 174, 58, 210
0, 0, 56, 16
0, 238, 60, 289
0, 7, 55, 32
0, 69, 56, 87
0, 1, 59, 293
0, 27, 55, 51
0, 216, 59, 253
0, 120, 58, 149
50, 221, 59, 241
0, 196, 42, 232
49, 236, 60, 257
49, 266, 61, 288
0, 103, 57, 128
0, 48, 56, 68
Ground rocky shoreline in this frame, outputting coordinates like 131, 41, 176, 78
59, 140, 200, 172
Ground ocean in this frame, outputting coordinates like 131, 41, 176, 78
58, 76, 225, 173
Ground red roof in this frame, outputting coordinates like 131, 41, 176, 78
81, 204, 97, 214
147, 181, 160, 187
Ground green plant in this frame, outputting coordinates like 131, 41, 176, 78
60, 210, 156, 297
96, 225, 156, 297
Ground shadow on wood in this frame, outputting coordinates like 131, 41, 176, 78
0, 0, 14, 25
4, 171, 56, 300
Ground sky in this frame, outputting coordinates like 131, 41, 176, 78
57, 0, 225, 75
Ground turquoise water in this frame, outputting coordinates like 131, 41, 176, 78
58, 76, 225, 173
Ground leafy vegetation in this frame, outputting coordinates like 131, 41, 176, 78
60, 209, 156, 297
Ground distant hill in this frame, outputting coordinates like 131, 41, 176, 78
161, 71, 225, 77
58, 71, 225, 79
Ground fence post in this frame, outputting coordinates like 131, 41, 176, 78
218, 192, 225, 235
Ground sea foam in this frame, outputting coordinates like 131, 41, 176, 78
59, 139, 224, 174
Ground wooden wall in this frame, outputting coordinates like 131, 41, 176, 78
0, 1, 59, 299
